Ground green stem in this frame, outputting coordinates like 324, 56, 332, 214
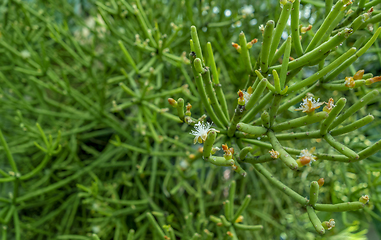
269, 94, 282, 126
305, 0, 345, 52
232, 195, 251, 222
260, 20, 274, 73
271, 28, 354, 73
306, 206, 325, 235
330, 115, 374, 136
253, 164, 308, 205
201, 67, 229, 126
320, 98, 346, 135
241, 92, 273, 123
309, 181, 319, 206
267, 130, 298, 170
323, 27, 381, 82
272, 112, 328, 132
324, 134, 359, 159
228, 181, 236, 221
287, 47, 356, 93
314, 202, 364, 212
280, 36, 292, 88
268, 2, 292, 64
236, 124, 267, 135
190, 55, 224, 128
328, 89, 378, 130
239, 32, 253, 74
203, 131, 217, 159
206, 42, 229, 120
291, 0, 303, 56
191, 26, 204, 66
0, 129, 18, 173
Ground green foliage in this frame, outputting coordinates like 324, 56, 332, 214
0, 0, 381, 239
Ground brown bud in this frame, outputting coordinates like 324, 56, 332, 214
168, 98, 177, 107
353, 70, 364, 80
318, 178, 324, 187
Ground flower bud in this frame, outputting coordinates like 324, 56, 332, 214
322, 219, 335, 230
232, 42, 241, 53
222, 144, 233, 160
247, 39, 258, 49
353, 70, 364, 80
168, 98, 178, 107
318, 178, 324, 187
269, 149, 280, 159
300, 25, 312, 34
235, 215, 244, 223
238, 90, 245, 106
344, 77, 355, 88
359, 195, 369, 204
211, 147, 220, 154
366, 76, 381, 85
186, 103, 192, 116
323, 98, 335, 113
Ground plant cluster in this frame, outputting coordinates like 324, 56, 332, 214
0, 0, 381, 239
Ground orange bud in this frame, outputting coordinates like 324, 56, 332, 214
344, 77, 355, 88
232, 42, 241, 53
318, 178, 324, 187
247, 39, 258, 49
222, 144, 228, 152
301, 25, 312, 34
366, 76, 381, 85
353, 70, 364, 80
168, 98, 178, 107
299, 156, 311, 166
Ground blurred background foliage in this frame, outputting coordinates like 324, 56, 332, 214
0, 0, 381, 239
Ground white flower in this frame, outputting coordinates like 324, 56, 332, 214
242, 90, 251, 103
241, 5, 254, 16
326, 219, 335, 230
295, 96, 324, 113
269, 149, 279, 159
190, 121, 218, 144
20, 50, 31, 59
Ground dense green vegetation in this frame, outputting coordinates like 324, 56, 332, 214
1, 0, 381, 239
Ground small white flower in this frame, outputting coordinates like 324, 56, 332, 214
326, 219, 335, 230
20, 50, 31, 59
92, 225, 100, 233
241, 5, 254, 16
179, 160, 189, 170
295, 96, 324, 113
242, 90, 251, 103
269, 149, 280, 159
190, 121, 218, 144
